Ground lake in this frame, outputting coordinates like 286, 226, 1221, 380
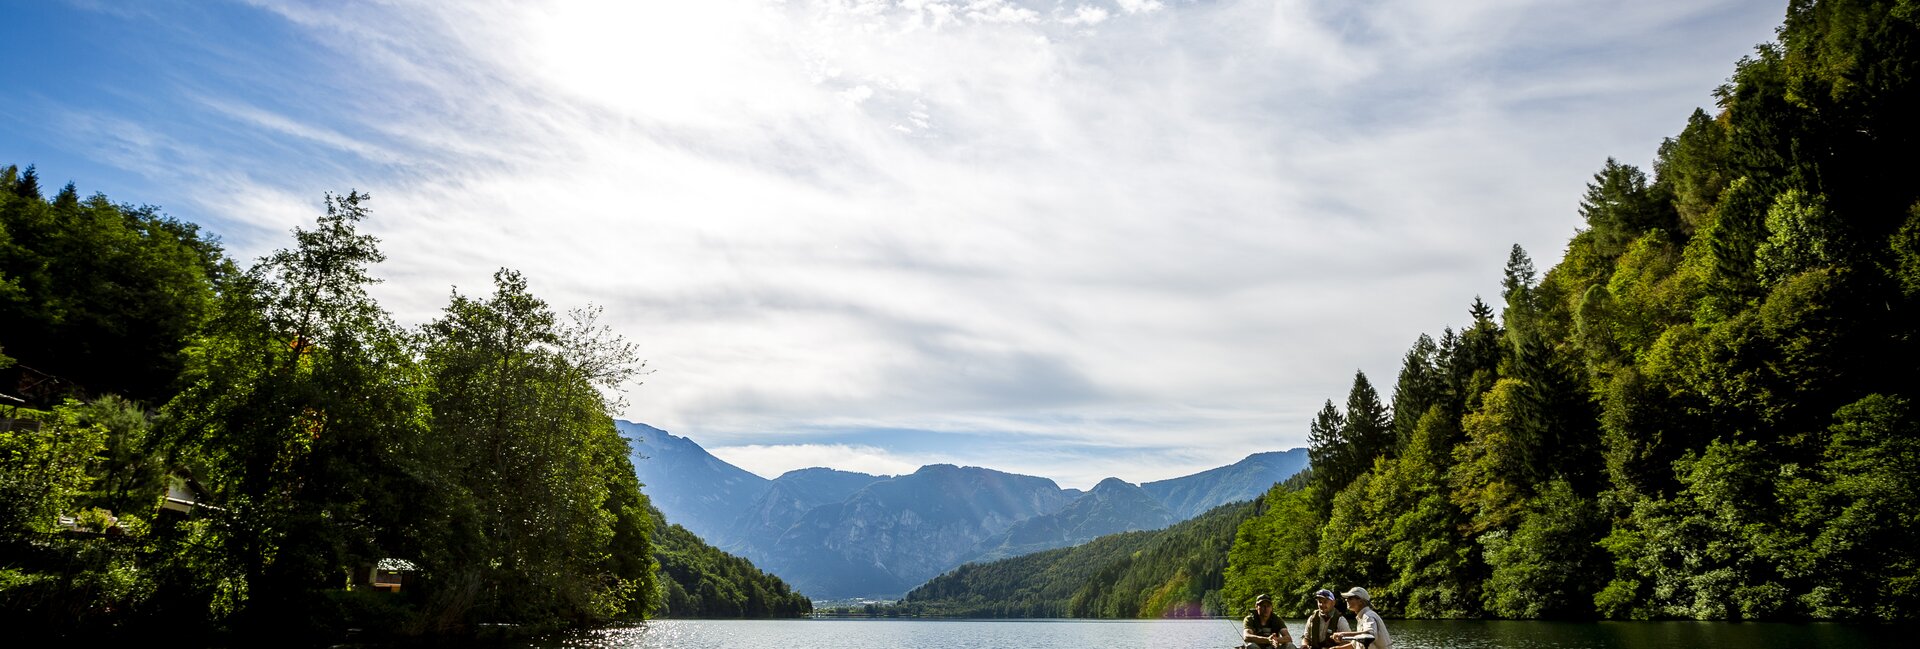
527, 618, 1900, 649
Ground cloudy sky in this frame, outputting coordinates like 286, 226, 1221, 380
3, 0, 1782, 488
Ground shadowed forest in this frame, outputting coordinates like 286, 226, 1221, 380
0, 186, 806, 643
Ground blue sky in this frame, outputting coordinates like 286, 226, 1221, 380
3, 0, 1784, 488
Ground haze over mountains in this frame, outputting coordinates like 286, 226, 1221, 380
618, 421, 1308, 598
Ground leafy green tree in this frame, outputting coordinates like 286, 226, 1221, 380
1580, 159, 1678, 257
1390, 334, 1447, 453
420, 268, 655, 625
1700, 177, 1774, 321
1450, 379, 1531, 534
1316, 472, 1387, 607
1755, 189, 1843, 284
1480, 479, 1607, 619
1654, 108, 1734, 233
1223, 483, 1322, 614
651, 506, 809, 617
0, 167, 225, 403
73, 395, 165, 516
156, 191, 437, 633
1382, 406, 1478, 618
0, 403, 107, 541
1782, 394, 1920, 618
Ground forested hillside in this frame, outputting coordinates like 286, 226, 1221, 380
650, 506, 812, 618
0, 178, 804, 642
1226, 0, 1920, 622
900, 498, 1260, 618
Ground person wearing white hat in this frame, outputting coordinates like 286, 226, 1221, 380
1330, 587, 1390, 649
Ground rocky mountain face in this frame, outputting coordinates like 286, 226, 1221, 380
622, 420, 1309, 599
1141, 449, 1310, 519
967, 476, 1176, 563
620, 421, 770, 546
722, 467, 884, 556
752, 464, 1076, 598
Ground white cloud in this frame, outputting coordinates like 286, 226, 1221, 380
1061, 5, 1111, 26
29, 0, 1786, 485
708, 444, 927, 480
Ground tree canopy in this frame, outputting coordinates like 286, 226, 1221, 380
1225, 0, 1920, 622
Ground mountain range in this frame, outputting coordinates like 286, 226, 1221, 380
618, 421, 1308, 598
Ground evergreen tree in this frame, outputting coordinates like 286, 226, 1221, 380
1390, 334, 1445, 453
1654, 108, 1734, 234
1305, 400, 1350, 498
1343, 371, 1392, 462
1580, 159, 1677, 256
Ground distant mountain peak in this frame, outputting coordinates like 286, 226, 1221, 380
776, 466, 887, 481
622, 421, 1309, 599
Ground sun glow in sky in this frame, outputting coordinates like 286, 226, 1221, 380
2, 0, 1783, 488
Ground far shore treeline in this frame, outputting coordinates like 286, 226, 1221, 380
0, 181, 806, 644
897, 0, 1920, 623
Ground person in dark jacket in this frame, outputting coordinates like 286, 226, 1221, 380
1301, 589, 1351, 649
1242, 594, 1297, 649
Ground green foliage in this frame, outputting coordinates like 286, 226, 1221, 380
416, 268, 656, 626
0, 403, 107, 538
1449, 379, 1531, 534
651, 507, 809, 617
1227, 3, 1920, 623
1756, 190, 1843, 283
1580, 159, 1678, 257
1224, 483, 1323, 615
901, 499, 1259, 618
1305, 400, 1348, 499
1479, 480, 1607, 619
1065, 499, 1252, 618
154, 192, 437, 634
1381, 407, 1478, 618
1893, 202, 1920, 299
1782, 394, 1920, 619
1343, 373, 1392, 462
0, 176, 821, 639
1316, 473, 1388, 604
1655, 108, 1734, 233
0, 166, 226, 403
1390, 335, 1447, 453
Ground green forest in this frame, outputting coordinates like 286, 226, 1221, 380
1224, 0, 1920, 622
898, 497, 1263, 618
880, 0, 1920, 624
0, 176, 805, 643
651, 506, 812, 617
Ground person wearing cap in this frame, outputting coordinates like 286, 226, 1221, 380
1330, 587, 1391, 649
1242, 593, 1297, 649
1301, 589, 1351, 649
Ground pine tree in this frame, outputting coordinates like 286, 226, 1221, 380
1344, 371, 1392, 463
1306, 400, 1349, 498
10, 164, 40, 200
1391, 334, 1445, 453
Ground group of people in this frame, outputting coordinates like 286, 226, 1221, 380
1241, 587, 1390, 649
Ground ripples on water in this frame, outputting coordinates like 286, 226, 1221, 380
533, 618, 1898, 649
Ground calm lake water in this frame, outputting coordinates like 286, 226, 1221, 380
527, 618, 1899, 649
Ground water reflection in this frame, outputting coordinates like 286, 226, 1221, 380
531, 618, 1897, 649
